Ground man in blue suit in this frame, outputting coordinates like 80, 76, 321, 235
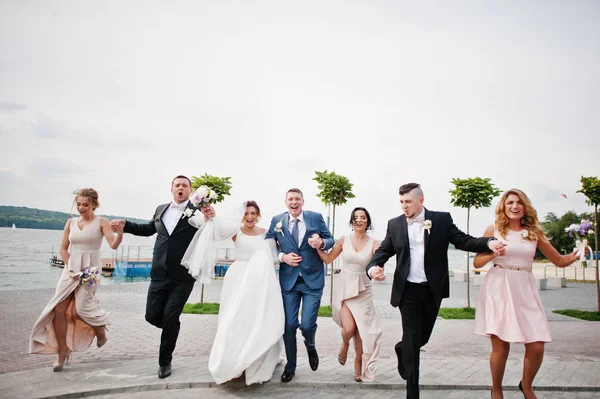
266, 188, 335, 383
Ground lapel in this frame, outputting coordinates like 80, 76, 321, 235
424, 208, 431, 254
399, 214, 409, 248
156, 204, 170, 236
277, 212, 297, 249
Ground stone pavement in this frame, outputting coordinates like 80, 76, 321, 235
0, 279, 599, 398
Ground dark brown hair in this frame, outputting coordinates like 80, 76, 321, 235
399, 183, 423, 197
245, 200, 261, 217
349, 207, 372, 231
171, 175, 191, 187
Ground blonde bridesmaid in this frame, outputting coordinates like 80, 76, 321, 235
29, 188, 123, 371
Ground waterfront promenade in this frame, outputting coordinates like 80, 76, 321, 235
1, 273, 599, 398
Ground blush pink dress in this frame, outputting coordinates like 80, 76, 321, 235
332, 235, 383, 381
474, 228, 551, 343
29, 217, 111, 354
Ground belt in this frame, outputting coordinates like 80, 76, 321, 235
493, 264, 532, 272
407, 281, 429, 286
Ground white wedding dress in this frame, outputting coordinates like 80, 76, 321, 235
208, 230, 284, 384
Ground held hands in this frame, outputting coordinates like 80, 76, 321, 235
371, 266, 386, 281
283, 253, 302, 267
110, 219, 125, 234
488, 239, 506, 256
308, 233, 323, 249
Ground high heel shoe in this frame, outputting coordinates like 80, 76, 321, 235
52, 349, 72, 372
353, 358, 362, 382
96, 326, 108, 348
337, 342, 348, 365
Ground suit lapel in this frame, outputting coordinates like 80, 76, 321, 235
424, 208, 431, 254
278, 212, 296, 248
157, 204, 170, 235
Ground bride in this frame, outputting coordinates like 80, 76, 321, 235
182, 200, 284, 384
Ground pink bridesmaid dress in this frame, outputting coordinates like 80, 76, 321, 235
474, 228, 551, 343
30, 217, 111, 355
333, 235, 383, 381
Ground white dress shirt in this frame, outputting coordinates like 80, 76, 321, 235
162, 200, 189, 235
406, 208, 427, 283
277, 212, 306, 263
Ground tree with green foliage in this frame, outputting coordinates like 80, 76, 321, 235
313, 170, 355, 306
189, 173, 233, 303
449, 177, 501, 308
577, 176, 600, 311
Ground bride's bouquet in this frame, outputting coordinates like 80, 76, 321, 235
190, 185, 219, 209
181, 175, 233, 285
566, 219, 594, 267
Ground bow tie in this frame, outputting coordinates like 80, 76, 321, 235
170, 202, 187, 211
407, 215, 425, 225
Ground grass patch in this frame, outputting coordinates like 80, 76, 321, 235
318, 306, 332, 317
566, 279, 597, 284
552, 309, 600, 321
438, 307, 476, 320
182, 302, 220, 315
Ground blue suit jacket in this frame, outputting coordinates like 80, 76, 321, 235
266, 211, 334, 291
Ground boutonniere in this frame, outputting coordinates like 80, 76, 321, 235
274, 219, 285, 236
423, 219, 432, 233
181, 208, 194, 219
520, 230, 529, 239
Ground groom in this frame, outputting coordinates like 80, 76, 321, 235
112, 175, 212, 379
266, 188, 334, 383
367, 183, 505, 399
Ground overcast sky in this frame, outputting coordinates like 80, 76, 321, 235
1, 1, 599, 239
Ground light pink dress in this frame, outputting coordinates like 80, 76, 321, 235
474, 228, 551, 343
29, 217, 111, 354
333, 235, 383, 381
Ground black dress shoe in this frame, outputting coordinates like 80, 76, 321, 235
307, 348, 319, 371
394, 342, 406, 380
158, 364, 171, 379
281, 370, 295, 383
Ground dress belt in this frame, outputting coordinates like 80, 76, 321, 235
493, 264, 532, 272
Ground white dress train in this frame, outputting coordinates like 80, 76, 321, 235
208, 231, 284, 384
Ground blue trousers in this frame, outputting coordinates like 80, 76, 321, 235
281, 276, 323, 373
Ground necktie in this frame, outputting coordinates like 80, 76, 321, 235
292, 218, 300, 246
170, 202, 186, 211
407, 215, 425, 225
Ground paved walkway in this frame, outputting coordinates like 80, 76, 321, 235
1, 279, 599, 398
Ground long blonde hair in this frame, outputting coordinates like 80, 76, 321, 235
495, 189, 549, 243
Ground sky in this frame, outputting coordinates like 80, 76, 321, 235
1, 0, 599, 240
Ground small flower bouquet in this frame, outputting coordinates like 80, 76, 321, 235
190, 185, 219, 208
72, 266, 101, 286
566, 220, 595, 267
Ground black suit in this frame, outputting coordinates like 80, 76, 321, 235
124, 202, 198, 367
366, 209, 491, 399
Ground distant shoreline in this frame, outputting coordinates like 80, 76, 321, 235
0, 205, 148, 230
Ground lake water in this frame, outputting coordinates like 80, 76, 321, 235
0, 227, 472, 291
0, 226, 157, 290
